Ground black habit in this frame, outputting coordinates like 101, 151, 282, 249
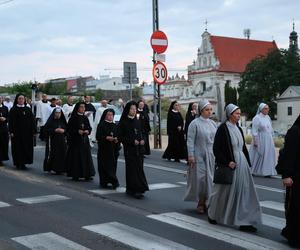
65, 110, 95, 180
0, 105, 9, 162
84, 102, 96, 120
163, 110, 187, 161
8, 104, 36, 167
118, 116, 149, 194
184, 110, 196, 136
276, 116, 300, 248
43, 109, 67, 174
137, 108, 151, 155
213, 122, 251, 168
96, 117, 120, 188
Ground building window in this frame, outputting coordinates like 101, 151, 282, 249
288, 107, 292, 116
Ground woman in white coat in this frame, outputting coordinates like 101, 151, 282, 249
185, 100, 217, 213
250, 103, 277, 177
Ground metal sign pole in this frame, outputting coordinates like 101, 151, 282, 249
152, 0, 161, 149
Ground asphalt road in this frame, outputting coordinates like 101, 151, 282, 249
0, 143, 292, 250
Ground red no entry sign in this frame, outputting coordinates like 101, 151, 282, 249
150, 30, 168, 54
153, 62, 168, 85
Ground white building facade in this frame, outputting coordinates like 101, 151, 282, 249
275, 85, 300, 132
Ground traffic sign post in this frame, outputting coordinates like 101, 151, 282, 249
153, 62, 168, 85
151, 0, 169, 149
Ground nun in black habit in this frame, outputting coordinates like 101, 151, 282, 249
43, 108, 67, 174
162, 101, 187, 162
65, 102, 95, 181
8, 94, 36, 170
96, 108, 120, 189
0, 97, 9, 166
276, 115, 300, 248
184, 102, 197, 137
117, 101, 149, 198
137, 100, 151, 155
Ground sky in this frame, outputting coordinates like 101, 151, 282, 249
0, 0, 299, 86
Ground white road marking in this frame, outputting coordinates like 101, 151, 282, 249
260, 201, 285, 212
89, 187, 126, 195
255, 184, 285, 193
0, 201, 10, 208
149, 183, 180, 190
148, 212, 290, 250
89, 183, 180, 195
16, 195, 70, 204
262, 213, 285, 230
12, 232, 90, 250
83, 221, 193, 250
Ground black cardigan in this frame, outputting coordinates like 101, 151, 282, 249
213, 122, 251, 168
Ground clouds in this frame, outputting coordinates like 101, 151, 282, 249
0, 0, 299, 85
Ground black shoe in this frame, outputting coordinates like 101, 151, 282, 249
174, 159, 180, 162
72, 177, 79, 181
208, 217, 217, 225
112, 183, 120, 189
0, 161, 4, 167
239, 225, 257, 232
133, 192, 144, 199
20, 164, 28, 170
85, 177, 93, 181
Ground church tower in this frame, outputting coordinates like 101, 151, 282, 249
289, 21, 298, 51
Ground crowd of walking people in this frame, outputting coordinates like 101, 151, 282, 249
0, 93, 299, 248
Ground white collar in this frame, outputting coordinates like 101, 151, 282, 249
172, 109, 178, 113
199, 115, 209, 121
105, 119, 113, 123
17, 104, 25, 107
138, 108, 143, 111
128, 115, 135, 119
77, 112, 84, 116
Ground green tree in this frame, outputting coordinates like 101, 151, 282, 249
238, 48, 300, 119
132, 86, 142, 100
4, 81, 33, 97
224, 82, 237, 106
94, 89, 104, 101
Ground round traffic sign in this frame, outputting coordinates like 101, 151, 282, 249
150, 30, 168, 54
152, 62, 168, 85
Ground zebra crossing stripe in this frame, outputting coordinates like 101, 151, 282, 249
147, 212, 290, 250
262, 213, 285, 230
12, 232, 90, 250
89, 183, 180, 195
0, 201, 10, 208
83, 221, 194, 250
16, 195, 70, 204
260, 201, 285, 212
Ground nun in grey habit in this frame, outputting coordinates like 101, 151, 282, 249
250, 103, 277, 177
184, 99, 217, 213
208, 104, 262, 232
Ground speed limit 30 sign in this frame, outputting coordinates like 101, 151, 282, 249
153, 62, 168, 85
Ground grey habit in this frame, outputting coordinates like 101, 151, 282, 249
208, 121, 262, 226
184, 116, 217, 204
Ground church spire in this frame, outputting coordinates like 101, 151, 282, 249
289, 20, 298, 51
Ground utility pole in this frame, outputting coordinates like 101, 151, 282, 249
152, 0, 161, 149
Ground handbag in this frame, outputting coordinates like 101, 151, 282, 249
213, 124, 235, 185
213, 164, 234, 184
